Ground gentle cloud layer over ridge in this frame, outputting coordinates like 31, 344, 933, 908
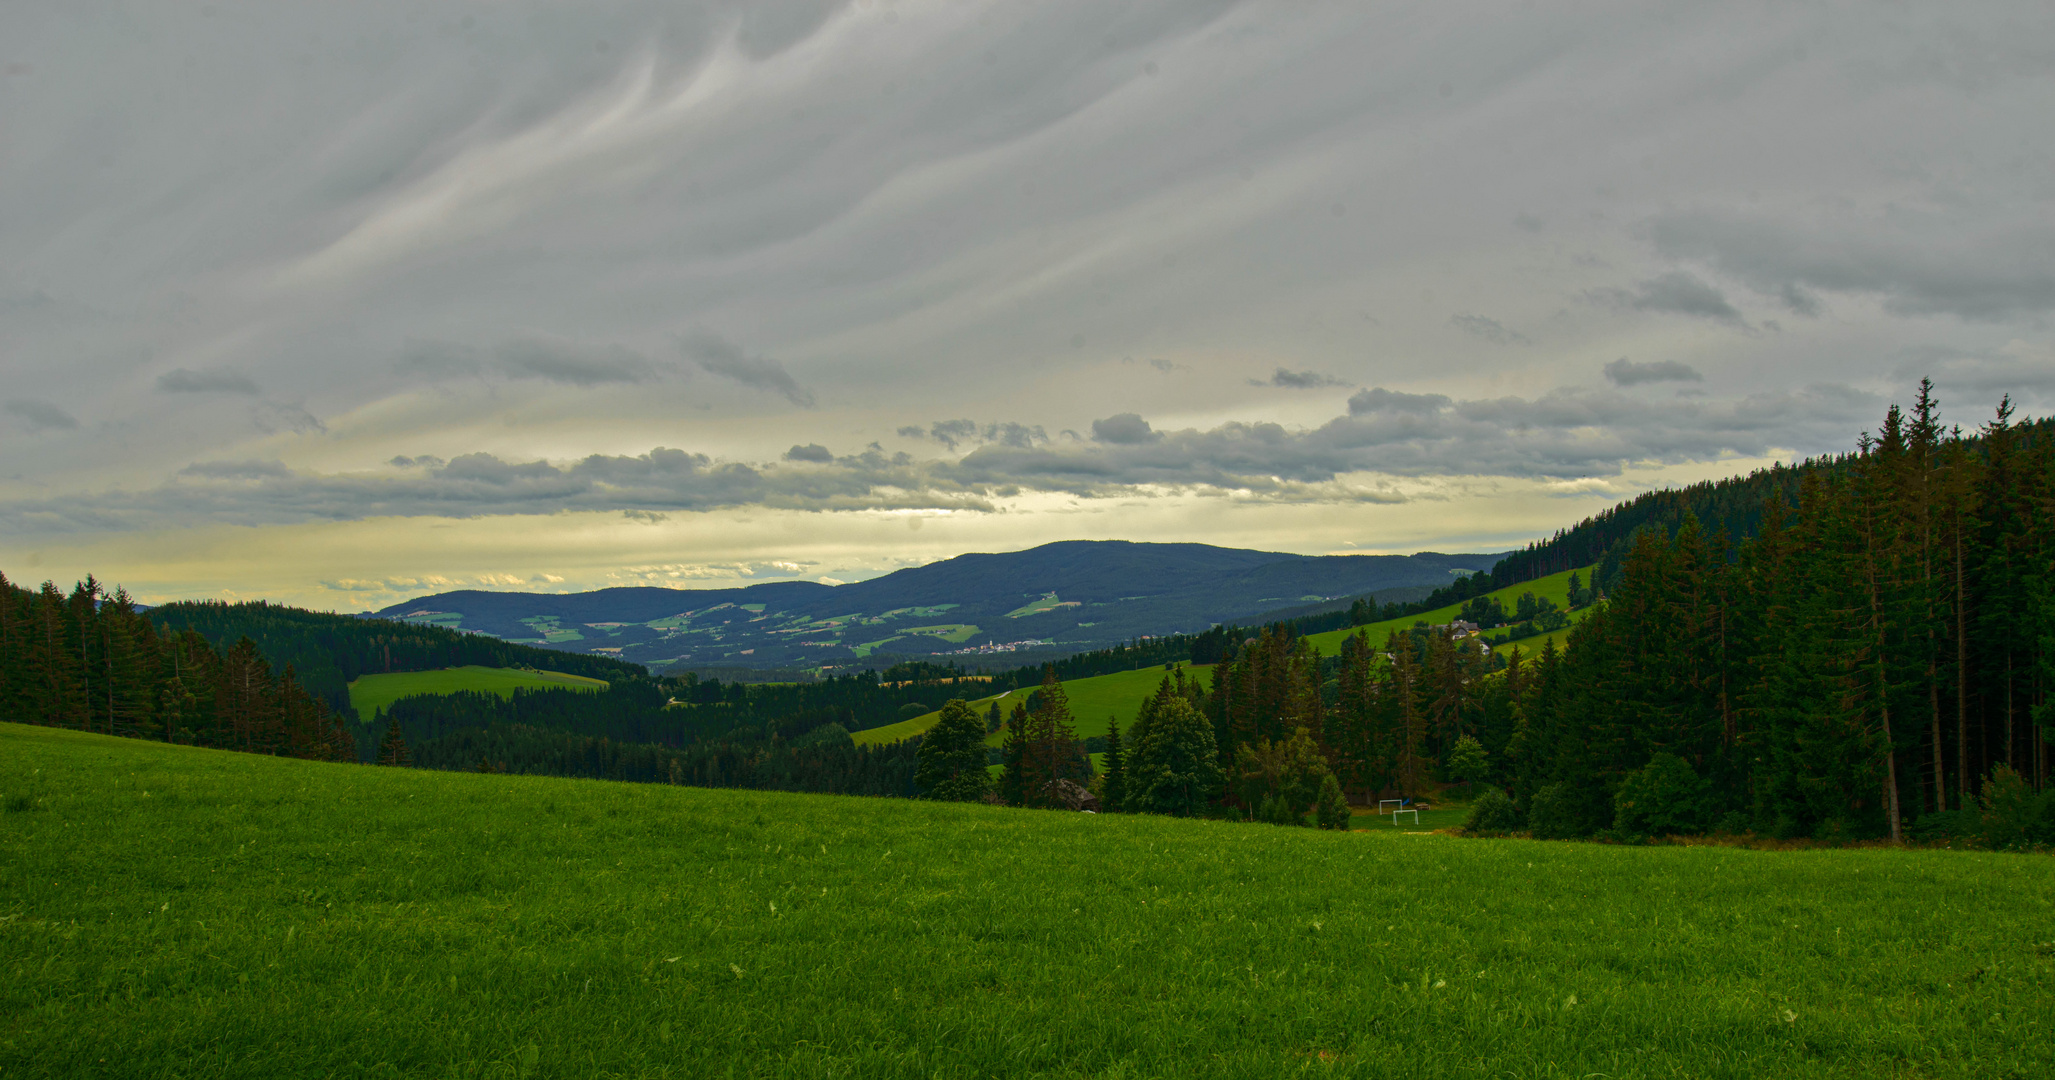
2, 0, 2050, 601
0, 384, 1881, 534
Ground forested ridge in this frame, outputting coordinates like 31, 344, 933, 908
1384, 410, 2055, 625
1479, 389, 2055, 842
146, 601, 642, 719
0, 575, 354, 762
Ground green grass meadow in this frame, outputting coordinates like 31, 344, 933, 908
3, 724, 2051, 1078
852, 664, 1214, 747
346, 665, 610, 719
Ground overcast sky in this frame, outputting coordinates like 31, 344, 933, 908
4, 0, 2051, 608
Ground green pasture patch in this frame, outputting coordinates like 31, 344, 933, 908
851, 686, 1018, 746
1353, 801, 1473, 832
1004, 662, 1215, 744
1304, 565, 1599, 657
519, 615, 586, 644
1003, 592, 1080, 619
3, 723, 2050, 1079
904, 624, 980, 644
849, 636, 902, 658
853, 663, 1215, 747
346, 665, 608, 719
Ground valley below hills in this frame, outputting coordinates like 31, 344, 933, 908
368, 540, 1504, 673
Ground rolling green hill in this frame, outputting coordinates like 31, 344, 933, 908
852, 662, 1214, 746
346, 665, 610, 719
3, 723, 2045, 1078
1302, 565, 1599, 658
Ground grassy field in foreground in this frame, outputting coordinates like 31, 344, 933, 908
3, 724, 2051, 1079
1304, 565, 1600, 657
346, 665, 609, 718
852, 663, 1214, 747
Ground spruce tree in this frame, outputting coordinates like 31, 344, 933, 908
1100, 716, 1127, 812
1131, 692, 1222, 817
1017, 669, 1081, 808
914, 699, 991, 801
376, 718, 411, 766
998, 701, 1030, 806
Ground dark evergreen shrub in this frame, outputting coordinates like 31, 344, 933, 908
1526, 784, 1590, 840
1612, 753, 1712, 836
1463, 787, 1521, 835
1977, 766, 2055, 850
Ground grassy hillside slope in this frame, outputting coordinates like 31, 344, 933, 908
1303, 565, 1599, 657
2, 724, 2046, 1079
346, 665, 610, 719
852, 663, 1214, 746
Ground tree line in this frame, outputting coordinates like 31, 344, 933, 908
147, 600, 642, 719
0, 575, 354, 761
1477, 389, 2053, 843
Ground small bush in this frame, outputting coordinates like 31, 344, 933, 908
1909, 810, 1974, 843
1463, 787, 1521, 835
1977, 766, 2055, 850
1314, 773, 1351, 830
1527, 784, 1593, 840
1256, 794, 1303, 826
1613, 753, 1712, 836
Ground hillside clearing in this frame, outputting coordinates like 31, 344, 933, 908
852, 663, 1214, 747
1, 724, 2046, 1079
346, 665, 608, 719
1304, 565, 1600, 657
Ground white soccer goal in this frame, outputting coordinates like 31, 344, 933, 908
1390, 808, 1420, 826
1378, 799, 1407, 815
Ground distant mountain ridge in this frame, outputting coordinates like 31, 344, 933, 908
369, 540, 1505, 672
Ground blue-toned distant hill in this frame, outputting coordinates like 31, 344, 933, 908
368, 540, 1504, 672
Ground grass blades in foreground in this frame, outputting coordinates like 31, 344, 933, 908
346, 665, 609, 719
2, 723, 2049, 1079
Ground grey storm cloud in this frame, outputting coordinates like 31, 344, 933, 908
4, 400, 80, 433
1649, 211, 2055, 322
0, 383, 1899, 532
1604, 359, 1704, 386
1252, 367, 1350, 389
179, 460, 293, 480
497, 339, 656, 387
679, 332, 814, 408
1588, 272, 1750, 329
1090, 413, 1159, 445
396, 338, 657, 387
1348, 388, 1452, 416
1449, 314, 1533, 346
156, 368, 261, 395
901, 420, 1048, 452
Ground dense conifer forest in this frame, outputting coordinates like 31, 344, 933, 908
146, 601, 642, 718
0, 576, 354, 761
